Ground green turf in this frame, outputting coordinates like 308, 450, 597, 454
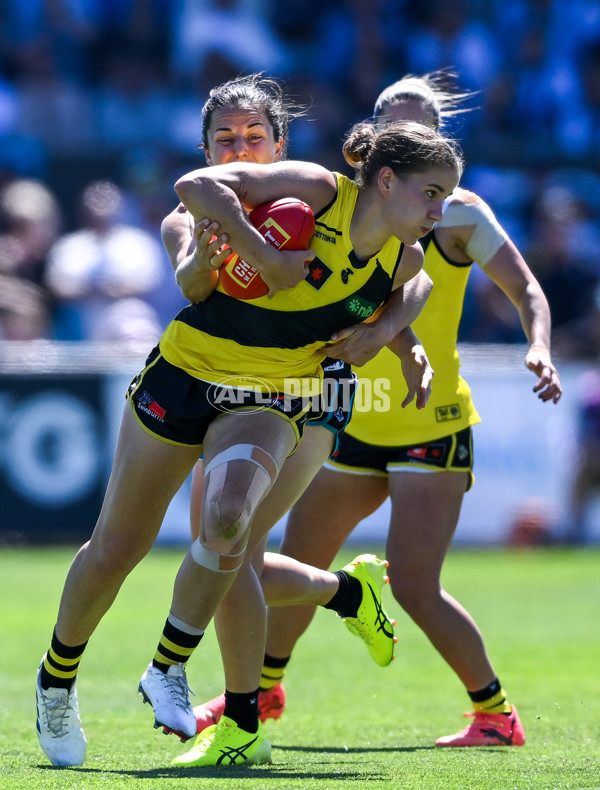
1, 545, 599, 789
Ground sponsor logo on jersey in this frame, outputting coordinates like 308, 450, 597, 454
345, 294, 377, 319
314, 229, 337, 243
314, 220, 341, 243
305, 257, 332, 290
435, 403, 461, 422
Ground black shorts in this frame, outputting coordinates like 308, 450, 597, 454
126, 348, 311, 448
305, 357, 357, 456
326, 426, 474, 487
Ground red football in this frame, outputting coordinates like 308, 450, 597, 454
219, 197, 315, 300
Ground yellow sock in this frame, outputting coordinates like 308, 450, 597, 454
469, 679, 512, 714
260, 654, 289, 690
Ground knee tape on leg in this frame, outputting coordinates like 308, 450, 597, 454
190, 538, 246, 573
204, 443, 278, 485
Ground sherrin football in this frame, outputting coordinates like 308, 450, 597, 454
219, 197, 315, 300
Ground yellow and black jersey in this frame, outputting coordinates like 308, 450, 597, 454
159, 174, 405, 393
346, 228, 481, 447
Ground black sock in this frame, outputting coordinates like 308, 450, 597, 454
322, 570, 362, 617
223, 689, 259, 733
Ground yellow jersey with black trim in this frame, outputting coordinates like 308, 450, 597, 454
347, 230, 481, 446
159, 173, 405, 393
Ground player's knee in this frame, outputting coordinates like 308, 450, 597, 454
86, 538, 142, 581
201, 444, 278, 551
202, 491, 252, 553
388, 569, 438, 617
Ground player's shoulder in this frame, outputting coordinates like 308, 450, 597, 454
442, 187, 496, 225
445, 186, 484, 210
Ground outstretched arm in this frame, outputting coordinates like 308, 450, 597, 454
442, 194, 562, 404
483, 238, 562, 404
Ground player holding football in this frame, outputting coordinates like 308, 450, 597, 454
244, 72, 561, 749
35, 84, 462, 768
155, 76, 429, 751
156, 75, 432, 752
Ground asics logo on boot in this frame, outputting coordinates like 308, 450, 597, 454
367, 583, 394, 638
216, 734, 261, 765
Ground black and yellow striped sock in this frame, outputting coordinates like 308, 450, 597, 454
260, 654, 290, 691
40, 628, 87, 691
152, 614, 204, 673
469, 677, 511, 714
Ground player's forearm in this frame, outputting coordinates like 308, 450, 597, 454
174, 173, 278, 273
387, 326, 421, 359
518, 281, 553, 353
175, 252, 219, 303
375, 270, 432, 345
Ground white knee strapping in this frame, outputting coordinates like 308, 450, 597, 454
204, 443, 277, 484
190, 538, 246, 573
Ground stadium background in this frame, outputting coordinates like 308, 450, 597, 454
1, 0, 599, 545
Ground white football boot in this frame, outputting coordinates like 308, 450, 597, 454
36, 659, 86, 767
138, 662, 196, 740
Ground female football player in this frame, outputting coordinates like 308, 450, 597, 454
259, 72, 562, 749
35, 86, 462, 769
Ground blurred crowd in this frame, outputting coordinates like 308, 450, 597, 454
2, 0, 600, 357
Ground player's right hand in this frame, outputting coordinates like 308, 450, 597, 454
260, 249, 315, 297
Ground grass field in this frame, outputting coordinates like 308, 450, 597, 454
1, 544, 599, 790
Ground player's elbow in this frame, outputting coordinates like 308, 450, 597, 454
419, 270, 433, 300
174, 174, 197, 204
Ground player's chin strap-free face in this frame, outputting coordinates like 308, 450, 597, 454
190, 443, 278, 572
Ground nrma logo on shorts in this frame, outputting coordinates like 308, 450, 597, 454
345, 295, 376, 319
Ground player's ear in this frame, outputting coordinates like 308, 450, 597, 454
378, 166, 394, 195
274, 138, 284, 161
202, 145, 214, 166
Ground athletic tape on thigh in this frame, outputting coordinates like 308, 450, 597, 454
190, 538, 246, 573
204, 443, 278, 484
